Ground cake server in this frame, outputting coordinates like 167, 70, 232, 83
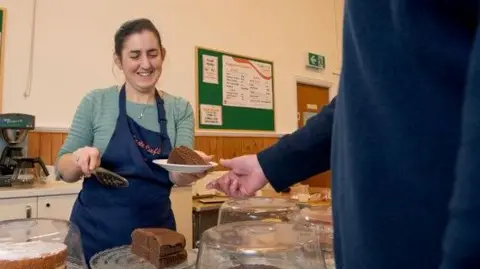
92, 167, 129, 188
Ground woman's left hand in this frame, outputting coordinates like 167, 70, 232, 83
170, 150, 214, 186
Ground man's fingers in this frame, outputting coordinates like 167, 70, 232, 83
220, 158, 233, 169
217, 176, 231, 193
206, 173, 227, 189
239, 185, 255, 197
229, 178, 239, 195
206, 180, 217, 189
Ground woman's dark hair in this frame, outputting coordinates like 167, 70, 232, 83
114, 18, 163, 57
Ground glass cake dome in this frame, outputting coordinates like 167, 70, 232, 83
0, 218, 86, 269
291, 206, 335, 269
196, 220, 326, 269
217, 197, 300, 225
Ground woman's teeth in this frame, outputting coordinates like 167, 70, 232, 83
138, 71, 152, 77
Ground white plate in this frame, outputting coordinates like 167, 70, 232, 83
90, 245, 197, 269
152, 159, 218, 174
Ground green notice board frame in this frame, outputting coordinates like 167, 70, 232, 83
196, 47, 275, 131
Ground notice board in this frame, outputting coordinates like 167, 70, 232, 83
196, 47, 275, 131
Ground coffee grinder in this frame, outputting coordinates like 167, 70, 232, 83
0, 113, 48, 187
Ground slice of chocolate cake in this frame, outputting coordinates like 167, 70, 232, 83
167, 146, 208, 165
153, 249, 188, 269
131, 228, 187, 269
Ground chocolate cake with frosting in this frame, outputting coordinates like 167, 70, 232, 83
167, 146, 207, 165
0, 241, 68, 269
131, 228, 187, 269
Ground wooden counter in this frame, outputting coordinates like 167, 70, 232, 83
192, 198, 224, 212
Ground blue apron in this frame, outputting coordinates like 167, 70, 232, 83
69, 85, 175, 265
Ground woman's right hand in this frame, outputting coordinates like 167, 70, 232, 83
72, 146, 101, 177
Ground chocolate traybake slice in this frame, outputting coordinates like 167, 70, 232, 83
152, 249, 187, 269
167, 146, 208, 165
131, 228, 187, 269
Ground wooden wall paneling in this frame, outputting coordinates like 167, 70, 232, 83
50, 133, 64, 163
195, 136, 222, 170
222, 137, 243, 160
262, 137, 279, 148
27, 132, 280, 167
39, 132, 52, 165
241, 137, 263, 155
27, 132, 41, 158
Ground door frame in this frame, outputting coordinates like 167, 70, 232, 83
295, 76, 335, 101
294, 77, 335, 187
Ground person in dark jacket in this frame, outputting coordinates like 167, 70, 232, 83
208, 1, 480, 269
207, 96, 336, 196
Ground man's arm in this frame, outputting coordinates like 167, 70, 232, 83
439, 27, 480, 268
257, 96, 336, 192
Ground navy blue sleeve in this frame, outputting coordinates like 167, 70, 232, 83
440, 28, 480, 268
256, 96, 336, 192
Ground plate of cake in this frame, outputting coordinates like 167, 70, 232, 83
0, 218, 87, 269
0, 240, 85, 269
153, 146, 217, 174
90, 228, 196, 269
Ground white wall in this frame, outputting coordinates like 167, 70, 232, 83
0, 0, 341, 134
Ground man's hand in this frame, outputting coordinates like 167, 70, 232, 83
207, 154, 268, 197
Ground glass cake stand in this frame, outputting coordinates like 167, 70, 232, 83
196, 220, 326, 269
291, 205, 335, 269
89, 245, 197, 269
0, 218, 87, 269
217, 197, 300, 225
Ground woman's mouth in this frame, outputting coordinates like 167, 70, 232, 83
137, 70, 153, 77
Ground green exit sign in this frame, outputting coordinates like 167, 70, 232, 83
307, 52, 325, 69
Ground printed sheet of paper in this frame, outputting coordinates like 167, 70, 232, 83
222, 55, 273, 110
202, 55, 219, 84
303, 111, 317, 126
200, 104, 222, 126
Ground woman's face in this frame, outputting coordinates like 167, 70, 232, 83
115, 30, 165, 93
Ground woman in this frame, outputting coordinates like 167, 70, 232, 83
55, 18, 210, 263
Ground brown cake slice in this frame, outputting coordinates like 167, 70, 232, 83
131, 228, 187, 269
167, 146, 208, 165
153, 249, 187, 269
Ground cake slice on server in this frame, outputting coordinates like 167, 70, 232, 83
131, 228, 187, 269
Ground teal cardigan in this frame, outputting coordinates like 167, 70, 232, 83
56, 85, 194, 163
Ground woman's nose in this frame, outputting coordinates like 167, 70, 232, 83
139, 56, 152, 69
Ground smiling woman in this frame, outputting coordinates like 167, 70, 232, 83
54, 18, 210, 267
113, 19, 166, 95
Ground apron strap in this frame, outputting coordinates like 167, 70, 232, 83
118, 84, 169, 140
119, 85, 127, 117
154, 91, 169, 139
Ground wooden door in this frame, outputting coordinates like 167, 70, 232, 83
296, 83, 331, 188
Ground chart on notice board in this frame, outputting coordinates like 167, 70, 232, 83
196, 47, 275, 132
222, 55, 273, 110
